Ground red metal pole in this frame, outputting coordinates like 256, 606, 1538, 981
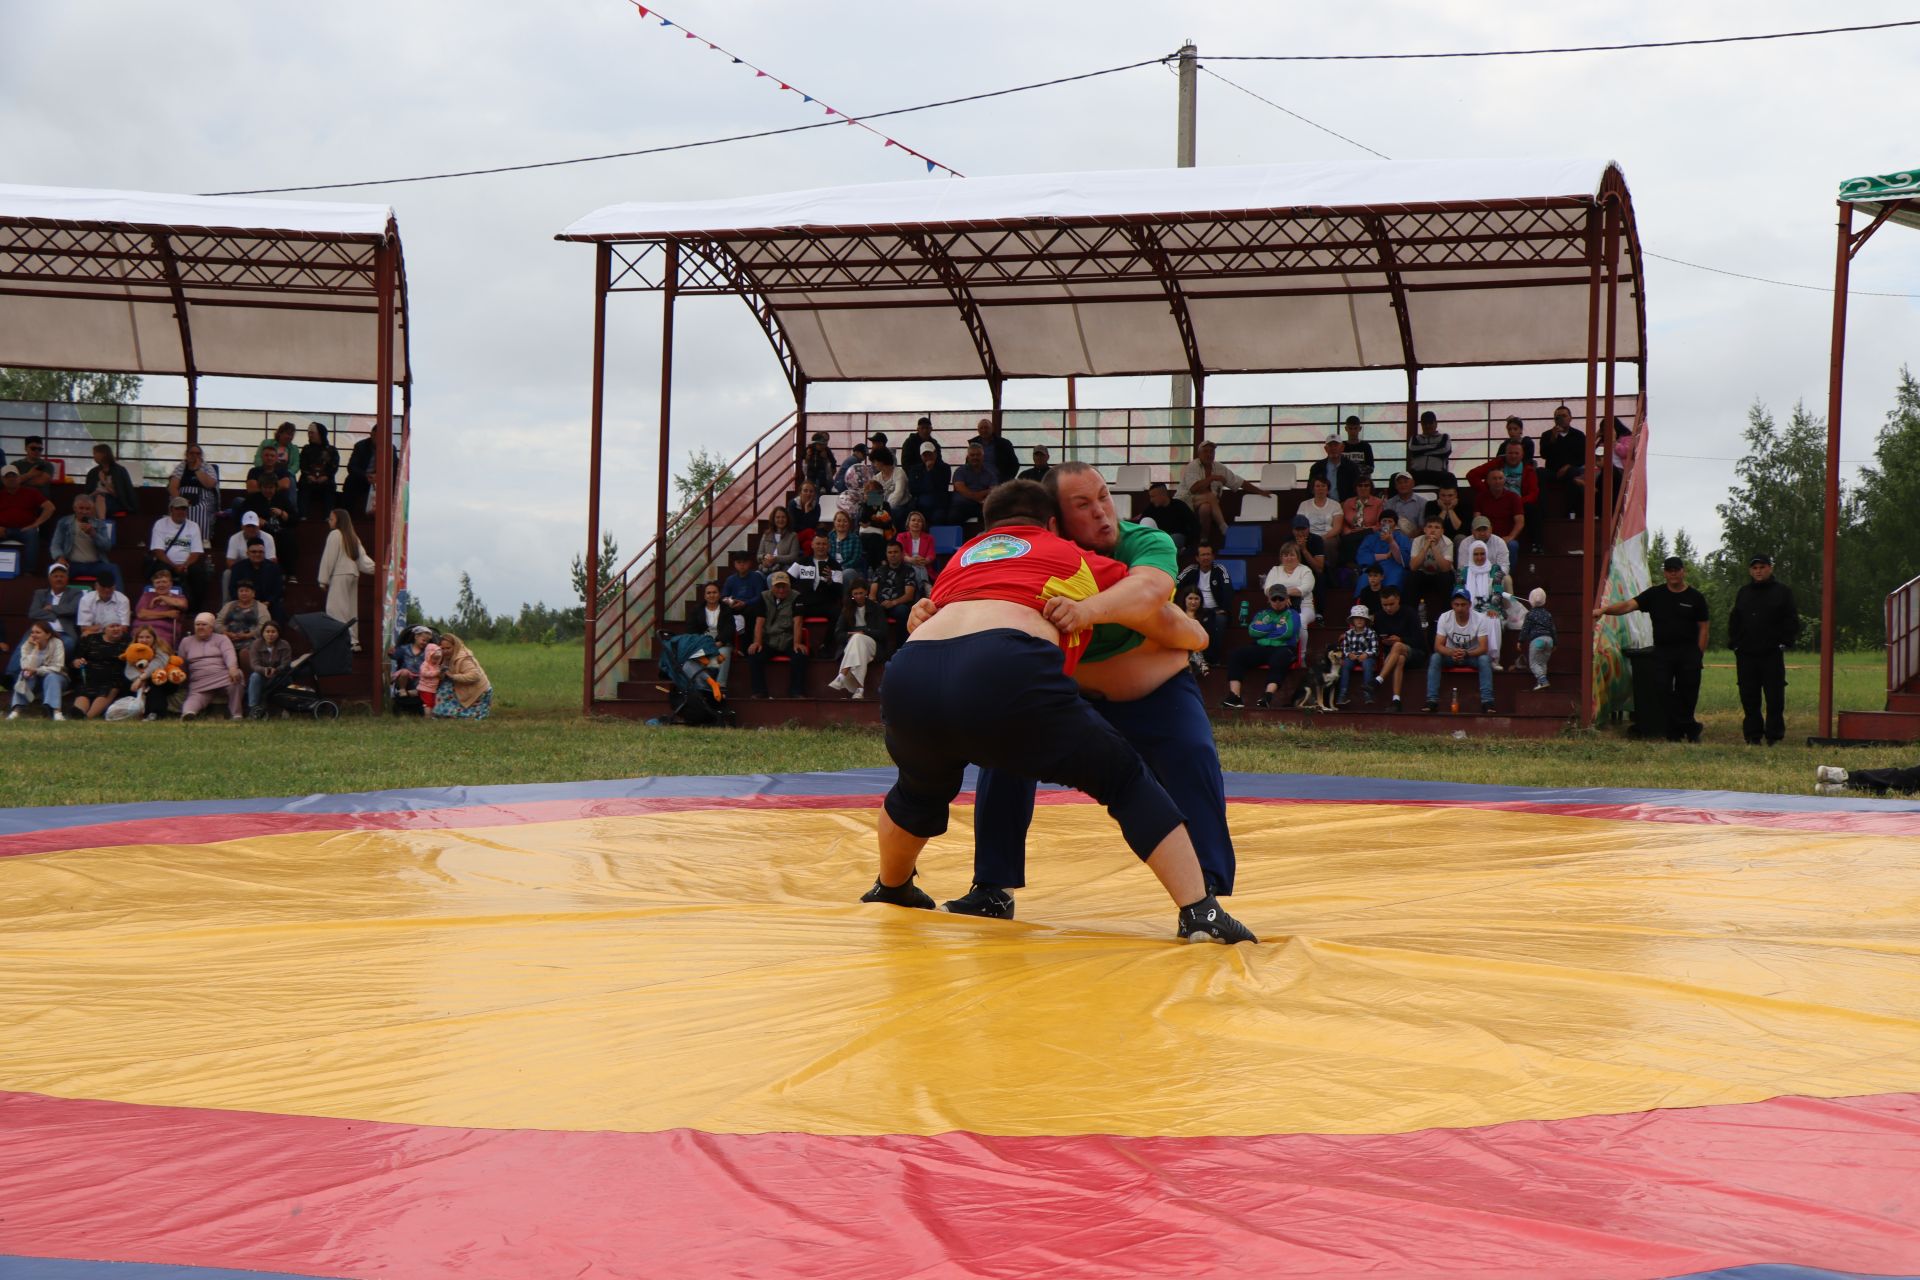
1193, 374, 1206, 461
1819, 202, 1852, 740
1600, 198, 1621, 560
583, 243, 611, 716
1579, 208, 1602, 728
370, 238, 396, 715
653, 243, 679, 636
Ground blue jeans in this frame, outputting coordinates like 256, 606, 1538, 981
1427, 651, 1494, 705
246, 671, 268, 710
974, 670, 1237, 895
11, 671, 67, 709
1339, 655, 1376, 699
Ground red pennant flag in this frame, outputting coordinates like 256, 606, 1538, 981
884, 139, 895, 148
684, 30, 696, 38
635, 4, 648, 15
824, 105, 836, 115
779, 83, 790, 91
755, 70, 767, 77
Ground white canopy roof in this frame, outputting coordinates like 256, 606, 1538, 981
561, 158, 1643, 383
0, 183, 408, 384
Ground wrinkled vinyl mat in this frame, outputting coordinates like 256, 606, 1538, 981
3, 769, 1919, 1280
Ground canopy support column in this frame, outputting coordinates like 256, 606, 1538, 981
793, 376, 810, 484
1125, 225, 1206, 451
1365, 215, 1420, 446
1601, 197, 1622, 567
584, 242, 611, 716
371, 235, 397, 715
152, 233, 198, 448
1580, 208, 1602, 729
653, 242, 680, 637
906, 231, 1001, 398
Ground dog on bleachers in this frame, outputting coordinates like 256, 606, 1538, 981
1292, 645, 1342, 712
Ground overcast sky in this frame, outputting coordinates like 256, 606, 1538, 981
6, 1, 1917, 613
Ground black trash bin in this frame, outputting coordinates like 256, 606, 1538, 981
1625, 646, 1668, 740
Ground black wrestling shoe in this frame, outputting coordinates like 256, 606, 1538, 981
942, 884, 1015, 920
1177, 895, 1258, 945
861, 873, 935, 910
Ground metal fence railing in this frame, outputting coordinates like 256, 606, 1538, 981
1888, 573, 1920, 697
0, 400, 384, 488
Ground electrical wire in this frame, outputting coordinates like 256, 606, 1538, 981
1198, 65, 1392, 160
1643, 251, 1920, 300
1204, 19, 1920, 61
204, 57, 1169, 195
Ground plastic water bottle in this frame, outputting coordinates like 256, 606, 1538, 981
1237, 600, 1251, 626
1450, 688, 1459, 714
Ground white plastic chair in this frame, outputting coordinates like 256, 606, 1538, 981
1258, 462, 1295, 490
1110, 464, 1150, 494
1237, 493, 1278, 523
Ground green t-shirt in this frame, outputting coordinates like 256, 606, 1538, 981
1081, 520, 1180, 665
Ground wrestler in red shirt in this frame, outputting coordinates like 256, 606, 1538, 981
930, 523, 1128, 674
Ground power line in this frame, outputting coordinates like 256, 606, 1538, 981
1199, 65, 1392, 160
204, 57, 1168, 195
1643, 251, 1920, 300
1204, 19, 1920, 61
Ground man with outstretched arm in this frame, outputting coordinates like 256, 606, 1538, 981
867, 479, 1255, 944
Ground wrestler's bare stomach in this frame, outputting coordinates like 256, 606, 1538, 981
1075, 641, 1188, 702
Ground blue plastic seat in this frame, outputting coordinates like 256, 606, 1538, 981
1220, 558, 1249, 591
1221, 525, 1262, 558
931, 524, 964, 555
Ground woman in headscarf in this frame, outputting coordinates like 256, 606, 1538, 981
430, 633, 492, 720
318, 508, 376, 651
298, 422, 341, 518
1455, 540, 1511, 668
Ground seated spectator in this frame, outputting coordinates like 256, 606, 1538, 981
1423, 480, 1472, 541
0, 463, 54, 573
856, 466, 896, 566
1306, 435, 1360, 501
1181, 591, 1210, 678
1138, 481, 1198, 550
835, 447, 875, 517
1261, 540, 1317, 627
341, 434, 375, 516
789, 536, 843, 618
28, 563, 83, 654
150, 494, 212, 609
125, 623, 179, 720
1356, 563, 1388, 620
747, 571, 809, 698
1520, 587, 1557, 690
902, 416, 940, 483
215, 582, 267, 647
1176, 542, 1234, 663
787, 480, 823, 535
298, 423, 340, 518
803, 432, 838, 493
77, 576, 131, 636
968, 417, 1018, 488
827, 577, 890, 700
1456, 514, 1511, 574
1406, 516, 1456, 623
80, 443, 137, 519
50, 494, 122, 591
1499, 414, 1537, 465
388, 623, 432, 714
169, 443, 221, 543
249, 621, 294, 716
1408, 410, 1453, 485
1425, 588, 1497, 714
898, 509, 936, 590
1295, 475, 1343, 542
14, 436, 60, 486
1381, 471, 1424, 535
69, 620, 131, 719
871, 541, 918, 647
1340, 415, 1375, 482
256, 420, 303, 476
827, 509, 866, 578
1369, 585, 1425, 711
1017, 445, 1052, 483
177, 612, 244, 721
230, 540, 287, 620
1355, 509, 1412, 591
1179, 440, 1266, 545
719, 549, 768, 639
1221, 584, 1301, 709
1469, 440, 1541, 554
1283, 514, 1329, 618
238, 445, 301, 571
7, 621, 66, 720
223, 511, 278, 598
685, 582, 735, 689
1465, 465, 1525, 564
1538, 406, 1587, 514
868, 445, 910, 530
1339, 475, 1385, 566
908, 444, 950, 524
1455, 541, 1512, 666
1337, 604, 1379, 707
949, 443, 995, 527
430, 633, 493, 720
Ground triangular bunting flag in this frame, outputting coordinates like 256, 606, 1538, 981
926, 160, 937, 172
824, 106, 836, 115
779, 83, 790, 91
732, 57, 742, 63
684, 30, 696, 38
756, 70, 767, 77
801, 94, 812, 103
884, 139, 895, 148
635, 5, 648, 15
660, 17, 671, 25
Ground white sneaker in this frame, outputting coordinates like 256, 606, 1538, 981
1814, 782, 1848, 797
1533, 679, 1549, 691
5, 709, 18, 721
850, 688, 865, 700
827, 674, 846, 693
1815, 766, 1849, 784
51, 710, 65, 721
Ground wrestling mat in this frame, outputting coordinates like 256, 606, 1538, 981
2, 769, 1919, 1280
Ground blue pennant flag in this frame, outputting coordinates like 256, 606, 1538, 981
802, 95, 812, 103
660, 17, 671, 25
926, 160, 937, 172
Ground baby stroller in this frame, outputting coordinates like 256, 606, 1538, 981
252, 611, 354, 720
650, 630, 734, 727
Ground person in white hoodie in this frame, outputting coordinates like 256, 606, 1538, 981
318, 508, 375, 651
7, 621, 66, 720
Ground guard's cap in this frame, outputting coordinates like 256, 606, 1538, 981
1663, 555, 1685, 571
1749, 553, 1773, 567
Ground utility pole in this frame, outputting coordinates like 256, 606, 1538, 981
1171, 41, 1197, 417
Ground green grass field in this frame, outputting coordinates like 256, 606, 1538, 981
4, 641, 1911, 808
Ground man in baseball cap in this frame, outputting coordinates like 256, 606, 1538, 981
1729, 551, 1798, 744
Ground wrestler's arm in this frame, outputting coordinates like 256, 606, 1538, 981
1043, 566, 1206, 651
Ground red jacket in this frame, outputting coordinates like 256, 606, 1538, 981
1466, 456, 1539, 506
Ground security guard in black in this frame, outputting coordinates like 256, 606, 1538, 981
1597, 556, 1710, 742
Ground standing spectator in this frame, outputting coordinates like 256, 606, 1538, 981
1018, 445, 1052, 483
949, 444, 995, 527
898, 509, 937, 590
1467, 466, 1526, 564
1425, 588, 1497, 714
1179, 440, 1265, 545
1424, 480, 1473, 542
1221, 585, 1301, 709
1381, 472, 1424, 534
1538, 406, 1588, 517
1469, 440, 1542, 554
28, 563, 83, 652
1337, 605, 1379, 707
430, 633, 493, 720
1338, 475, 1385, 567
1138, 482, 1198, 550
1340, 415, 1375, 482
756, 506, 799, 566
50, 494, 122, 591
134, 566, 190, 649
1295, 474, 1343, 542
317, 508, 376, 651
299, 423, 340, 518
803, 432, 838, 493
1406, 516, 1456, 625
82, 443, 138, 518
872, 540, 918, 647
908, 443, 951, 525
215, 581, 268, 647
168, 443, 221, 544
14, 437, 60, 487
719, 549, 768, 640
248, 622, 293, 716
1408, 410, 1453, 485
69, 620, 131, 719
1355, 509, 1412, 591
1261, 539, 1317, 627
229, 542, 287, 620
125, 624, 178, 720
747, 571, 810, 697
7, 621, 65, 720
1595, 556, 1711, 742
968, 417, 1018, 487
1177, 543, 1235, 663
833, 443, 871, 498
1306, 435, 1359, 501
685, 582, 735, 690
1520, 587, 1558, 691
176, 612, 244, 721
149, 494, 212, 609
0, 464, 54, 572
1370, 585, 1425, 711
827, 577, 890, 700
787, 480, 823, 536
415, 632, 445, 713
76, 576, 130, 635
1729, 553, 1799, 745
341, 434, 375, 516
256, 420, 302, 477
